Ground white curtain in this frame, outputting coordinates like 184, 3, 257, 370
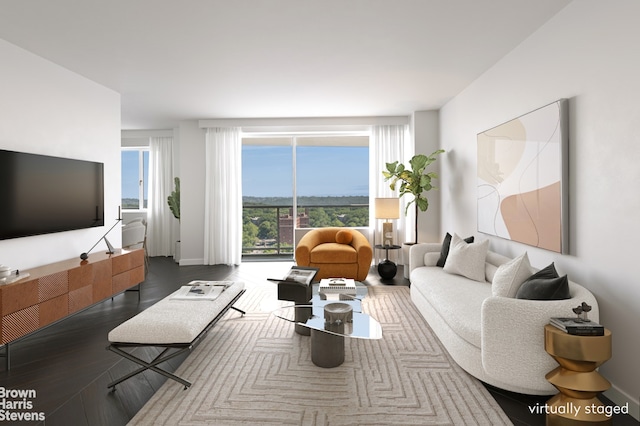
204, 127, 242, 265
147, 136, 176, 257
370, 125, 413, 254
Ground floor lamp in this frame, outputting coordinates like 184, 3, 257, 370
375, 198, 400, 246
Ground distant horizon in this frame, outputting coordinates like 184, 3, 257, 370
243, 195, 369, 199
123, 195, 369, 201
243, 195, 368, 207
122, 145, 369, 201
121, 195, 369, 210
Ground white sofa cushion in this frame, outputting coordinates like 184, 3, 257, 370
443, 234, 489, 282
491, 252, 533, 297
423, 251, 441, 266
410, 267, 491, 348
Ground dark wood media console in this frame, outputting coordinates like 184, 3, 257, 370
0, 249, 144, 368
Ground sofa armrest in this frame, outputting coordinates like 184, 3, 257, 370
409, 243, 442, 274
481, 282, 599, 392
350, 230, 372, 254
351, 231, 373, 280
295, 231, 323, 265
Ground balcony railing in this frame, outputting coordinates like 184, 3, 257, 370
242, 204, 369, 258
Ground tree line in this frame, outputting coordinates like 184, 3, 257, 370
242, 196, 369, 251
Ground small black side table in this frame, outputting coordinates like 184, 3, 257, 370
374, 244, 402, 280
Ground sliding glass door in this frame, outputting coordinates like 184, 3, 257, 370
295, 136, 369, 229
241, 134, 369, 259
242, 137, 293, 257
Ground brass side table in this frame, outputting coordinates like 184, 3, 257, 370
544, 324, 612, 425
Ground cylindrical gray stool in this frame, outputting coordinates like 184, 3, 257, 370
311, 303, 353, 368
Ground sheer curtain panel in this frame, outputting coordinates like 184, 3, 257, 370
147, 136, 176, 257
370, 125, 412, 250
204, 127, 242, 265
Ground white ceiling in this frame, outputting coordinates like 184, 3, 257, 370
0, 0, 571, 130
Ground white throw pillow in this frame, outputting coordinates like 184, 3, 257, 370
423, 252, 441, 266
443, 233, 489, 282
491, 252, 533, 297
485, 263, 499, 283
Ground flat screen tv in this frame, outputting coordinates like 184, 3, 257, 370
0, 149, 104, 240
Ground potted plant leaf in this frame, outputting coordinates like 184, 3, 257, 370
167, 177, 180, 262
382, 149, 444, 245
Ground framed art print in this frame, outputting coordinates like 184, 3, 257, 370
477, 99, 569, 253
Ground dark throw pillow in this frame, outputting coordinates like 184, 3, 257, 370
528, 262, 559, 280
516, 263, 571, 300
437, 232, 474, 267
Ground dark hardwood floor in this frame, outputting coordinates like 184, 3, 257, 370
1, 257, 635, 425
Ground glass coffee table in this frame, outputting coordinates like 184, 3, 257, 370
274, 282, 382, 368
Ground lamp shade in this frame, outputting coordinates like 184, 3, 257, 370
375, 198, 400, 220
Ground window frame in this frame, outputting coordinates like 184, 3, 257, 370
121, 147, 149, 211
242, 131, 369, 219
241, 131, 370, 236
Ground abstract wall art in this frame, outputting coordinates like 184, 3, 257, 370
477, 99, 569, 253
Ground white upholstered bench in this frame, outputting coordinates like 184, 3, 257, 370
107, 281, 245, 390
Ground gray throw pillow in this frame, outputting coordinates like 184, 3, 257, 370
515, 263, 571, 300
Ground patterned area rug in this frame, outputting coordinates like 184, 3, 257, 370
129, 284, 512, 425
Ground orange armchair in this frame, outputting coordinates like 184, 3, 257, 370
295, 228, 372, 281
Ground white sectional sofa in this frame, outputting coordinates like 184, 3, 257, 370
409, 239, 599, 395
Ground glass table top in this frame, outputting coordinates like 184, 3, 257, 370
273, 282, 381, 339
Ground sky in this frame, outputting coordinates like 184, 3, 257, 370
121, 151, 146, 199
121, 145, 369, 201
242, 145, 369, 198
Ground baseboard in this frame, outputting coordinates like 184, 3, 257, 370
178, 258, 205, 266
604, 385, 639, 421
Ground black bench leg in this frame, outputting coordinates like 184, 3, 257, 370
107, 345, 192, 390
231, 306, 245, 315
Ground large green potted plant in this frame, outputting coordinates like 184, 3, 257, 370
167, 177, 180, 262
167, 177, 180, 220
382, 149, 444, 244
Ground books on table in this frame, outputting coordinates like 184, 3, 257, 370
267, 266, 319, 286
171, 281, 233, 300
319, 278, 356, 295
549, 317, 605, 336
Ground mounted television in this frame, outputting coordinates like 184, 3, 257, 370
0, 149, 104, 240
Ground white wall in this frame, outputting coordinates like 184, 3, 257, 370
0, 39, 121, 270
439, 0, 639, 416
177, 120, 206, 265
412, 110, 441, 243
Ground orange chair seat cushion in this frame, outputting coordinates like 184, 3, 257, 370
309, 243, 357, 264
311, 263, 358, 281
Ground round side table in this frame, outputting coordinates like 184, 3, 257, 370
374, 244, 401, 280
544, 324, 612, 425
